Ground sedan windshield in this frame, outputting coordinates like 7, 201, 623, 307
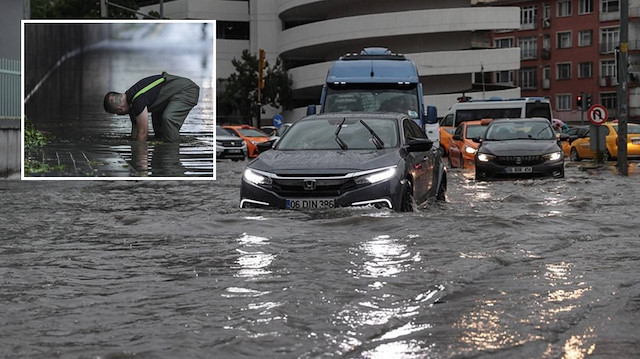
276, 118, 399, 150
485, 121, 555, 140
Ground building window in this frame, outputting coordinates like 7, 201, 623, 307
601, 92, 617, 113
579, 62, 593, 78
495, 37, 514, 48
601, 59, 616, 77
519, 67, 537, 89
600, 27, 620, 53
557, 63, 572, 80
543, 3, 551, 19
601, 0, 620, 13
543, 66, 551, 89
216, 21, 250, 40
496, 70, 514, 84
578, 30, 593, 46
557, 31, 572, 48
579, 0, 594, 14
519, 37, 537, 59
557, 94, 571, 110
558, 0, 572, 17
521, 5, 537, 30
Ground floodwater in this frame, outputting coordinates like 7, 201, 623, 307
1, 161, 640, 358
24, 23, 214, 178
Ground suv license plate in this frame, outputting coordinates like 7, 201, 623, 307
227, 149, 242, 153
505, 166, 532, 174
286, 199, 336, 210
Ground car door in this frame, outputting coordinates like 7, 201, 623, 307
403, 119, 433, 202
448, 124, 464, 168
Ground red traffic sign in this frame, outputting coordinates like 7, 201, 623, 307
587, 104, 608, 125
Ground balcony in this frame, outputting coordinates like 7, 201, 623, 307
600, 11, 620, 22
600, 41, 618, 54
600, 76, 618, 86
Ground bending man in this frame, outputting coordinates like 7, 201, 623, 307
103, 72, 199, 142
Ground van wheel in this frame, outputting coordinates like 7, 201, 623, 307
400, 179, 414, 212
570, 148, 581, 162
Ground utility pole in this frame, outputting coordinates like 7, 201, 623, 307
618, 0, 629, 175
100, 0, 107, 18
159, 0, 163, 19
23, 0, 30, 19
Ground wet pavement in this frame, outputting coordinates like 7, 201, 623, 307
24, 23, 214, 178
1, 160, 639, 358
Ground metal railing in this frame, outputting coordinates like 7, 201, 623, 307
0, 58, 20, 119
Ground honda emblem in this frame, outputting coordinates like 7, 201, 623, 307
303, 179, 316, 190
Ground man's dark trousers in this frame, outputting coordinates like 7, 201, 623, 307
149, 73, 200, 142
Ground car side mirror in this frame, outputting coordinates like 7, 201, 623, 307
256, 139, 276, 153
471, 137, 482, 144
407, 138, 433, 152
306, 105, 317, 116
452, 134, 462, 141
425, 105, 438, 124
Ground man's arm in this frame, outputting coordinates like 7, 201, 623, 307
134, 107, 149, 141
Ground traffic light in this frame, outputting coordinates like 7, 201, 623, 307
577, 94, 583, 110
585, 94, 593, 108
258, 49, 266, 96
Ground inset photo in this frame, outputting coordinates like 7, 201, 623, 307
22, 20, 215, 179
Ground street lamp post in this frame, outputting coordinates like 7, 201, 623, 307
618, 0, 629, 176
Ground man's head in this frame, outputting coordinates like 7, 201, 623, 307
103, 92, 129, 115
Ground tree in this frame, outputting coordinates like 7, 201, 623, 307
218, 49, 293, 125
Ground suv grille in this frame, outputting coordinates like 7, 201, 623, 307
220, 140, 243, 147
271, 178, 357, 197
496, 155, 543, 166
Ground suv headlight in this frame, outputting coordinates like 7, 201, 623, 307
542, 151, 562, 161
243, 168, 272, 186
464, 145, 477, 155
477, 153, 496, 162
355, 166, 397, 185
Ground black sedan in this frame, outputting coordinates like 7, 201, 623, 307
474, 118, 565, 180
240, 112, 447, 211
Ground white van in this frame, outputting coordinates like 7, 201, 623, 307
441, 97, 553, 128
439, 97, 553, 155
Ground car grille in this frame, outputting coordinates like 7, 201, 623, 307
271, 177, 358, 197
219, 140, 243, 147
495, 155, 544, 166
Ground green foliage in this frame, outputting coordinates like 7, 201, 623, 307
24, 118, 49, 149
31, 0, 139, 18
218, 49, 293, 124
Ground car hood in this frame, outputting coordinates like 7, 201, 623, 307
216, 134, 244, 142
248, 149, 401, 175
480, 140, 560, 156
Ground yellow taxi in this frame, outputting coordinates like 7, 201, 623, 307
560, 126, 589, 157
568, 122, 640, 161
448, 119, 491, 168
222, 125, 271, 158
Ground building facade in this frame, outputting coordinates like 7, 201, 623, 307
485, 0, 640, 123
142, 0, 522, 122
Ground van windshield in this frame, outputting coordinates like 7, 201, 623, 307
325, 83, 419, 118
455, 108, 521, 126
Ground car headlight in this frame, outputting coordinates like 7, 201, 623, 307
543, 151, 562, 161
477, 153, 496, 162
243, 168, 272, 186
464, 145, 477, 155
355, 166, 397, 185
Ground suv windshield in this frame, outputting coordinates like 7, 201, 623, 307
276, 118, 399, 150
465, 124, 487, 139
485, 121, 555, 141
325, 83, 419, 118
217, 127, 237, 137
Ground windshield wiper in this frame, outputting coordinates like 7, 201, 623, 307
359, 120, 384, 149
335, 118, 348, 150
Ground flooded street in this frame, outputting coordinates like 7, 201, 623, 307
24, 23, 214, 178
1, 162, 639, 358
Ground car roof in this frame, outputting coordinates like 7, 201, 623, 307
301, 112, 408, 122
489, 117, 550, 124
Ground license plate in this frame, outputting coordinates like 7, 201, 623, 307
505, 166, 532, 174
286, 198, 336, 210
227, 149, 242, 153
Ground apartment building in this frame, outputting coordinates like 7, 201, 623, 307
484, 0, 640, 123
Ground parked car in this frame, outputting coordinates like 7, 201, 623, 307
260, 125, 278, 137
222, 125, 271, 158
561, 125, 589, 157
474, 118, 565, 180
240, 112, 447, 211
448, 119, 491, 168
269, 123, 292, 141
216, 126, 247, 161
568, 122, 640, 161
